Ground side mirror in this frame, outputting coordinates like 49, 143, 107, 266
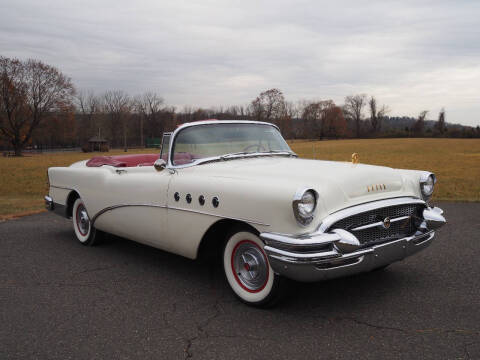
154, 159, 167, 172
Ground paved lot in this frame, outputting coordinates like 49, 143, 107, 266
1, 202, 479, 359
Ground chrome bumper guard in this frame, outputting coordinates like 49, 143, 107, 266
44, 195, 67, 217
261, 206, 446, 282
44, 195, 54, 211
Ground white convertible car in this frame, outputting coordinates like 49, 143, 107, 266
46, 120, 446, 306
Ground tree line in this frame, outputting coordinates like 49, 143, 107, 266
1, 56, 479, 155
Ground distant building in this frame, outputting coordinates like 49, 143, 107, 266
86, 136, 109, 152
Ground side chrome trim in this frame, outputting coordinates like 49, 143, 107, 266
318, 197, 425, 233
91, 203, 270, 227
91, 204, 167, 224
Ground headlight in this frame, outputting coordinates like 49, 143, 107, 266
420, 173, 436, 200
293, 188, 317, 225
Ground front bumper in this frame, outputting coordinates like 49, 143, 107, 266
260, 205, 446, 282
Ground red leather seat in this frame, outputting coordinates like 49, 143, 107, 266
86, 153, 197, 167
86, 154, 159, 167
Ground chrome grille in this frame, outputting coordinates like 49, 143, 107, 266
328, 203, 425, 246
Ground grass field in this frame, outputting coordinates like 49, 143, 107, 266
0, 138, 479, 219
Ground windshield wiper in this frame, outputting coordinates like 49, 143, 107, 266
220, 151, 253, 160
220, 150, 297, 161
258, 150, 297, 157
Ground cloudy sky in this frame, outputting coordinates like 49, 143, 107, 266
1, 0, 479, 126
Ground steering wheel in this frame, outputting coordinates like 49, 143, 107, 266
242, 144, 267, 153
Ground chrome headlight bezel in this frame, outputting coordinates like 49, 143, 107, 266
292, 188, 318, 226
420, 173, 436, 201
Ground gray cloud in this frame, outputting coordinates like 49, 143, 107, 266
0, 0, 479, 125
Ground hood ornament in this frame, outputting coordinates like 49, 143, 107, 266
351, 153, 359, 164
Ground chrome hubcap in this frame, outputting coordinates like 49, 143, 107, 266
76, 204, 90, 235
232, 241, 268, 292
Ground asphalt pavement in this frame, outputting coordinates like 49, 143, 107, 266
1, 202, 479, 359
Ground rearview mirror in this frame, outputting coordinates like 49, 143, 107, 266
154, 159, 167, 172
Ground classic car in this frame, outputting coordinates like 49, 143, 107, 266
45, 120, 446, 306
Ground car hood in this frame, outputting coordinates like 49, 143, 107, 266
189, 156, 418, 214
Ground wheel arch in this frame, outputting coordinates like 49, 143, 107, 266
66, 190, 80, 218
196, 218, 260, 261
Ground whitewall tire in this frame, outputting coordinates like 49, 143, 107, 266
72, 198, 98, 246
223, 229, 284, 307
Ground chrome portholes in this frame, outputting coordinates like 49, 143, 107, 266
174, 192, 217, 207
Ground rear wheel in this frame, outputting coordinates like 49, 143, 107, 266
223, 228, 285, 307
72, 198, 100, 246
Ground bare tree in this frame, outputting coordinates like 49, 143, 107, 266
301, 100, 336, 139
75, 90, 100, 142
323, 105, 347, 138
134, 92, 164, 146
0, 56, 74, 155
282, 101, 299, 138
250, 88, 286, 125
435, 108, 446, 135
368, 96, 389, 134
413, 110, 428, 136
344, 94, 367, 138
103, 90, 131, 150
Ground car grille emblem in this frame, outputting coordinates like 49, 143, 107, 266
382, 217, 391, 229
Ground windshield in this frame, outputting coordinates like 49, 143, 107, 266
171, 123, 292, 166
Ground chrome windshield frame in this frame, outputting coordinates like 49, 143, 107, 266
166, 120, 296, 169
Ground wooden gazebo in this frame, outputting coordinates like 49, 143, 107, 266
87, 136, 109, 152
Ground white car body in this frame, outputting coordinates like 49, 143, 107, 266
46, 120, 446, 304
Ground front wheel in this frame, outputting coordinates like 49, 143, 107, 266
72, 198, 100, 246
223, 228, 285, 307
